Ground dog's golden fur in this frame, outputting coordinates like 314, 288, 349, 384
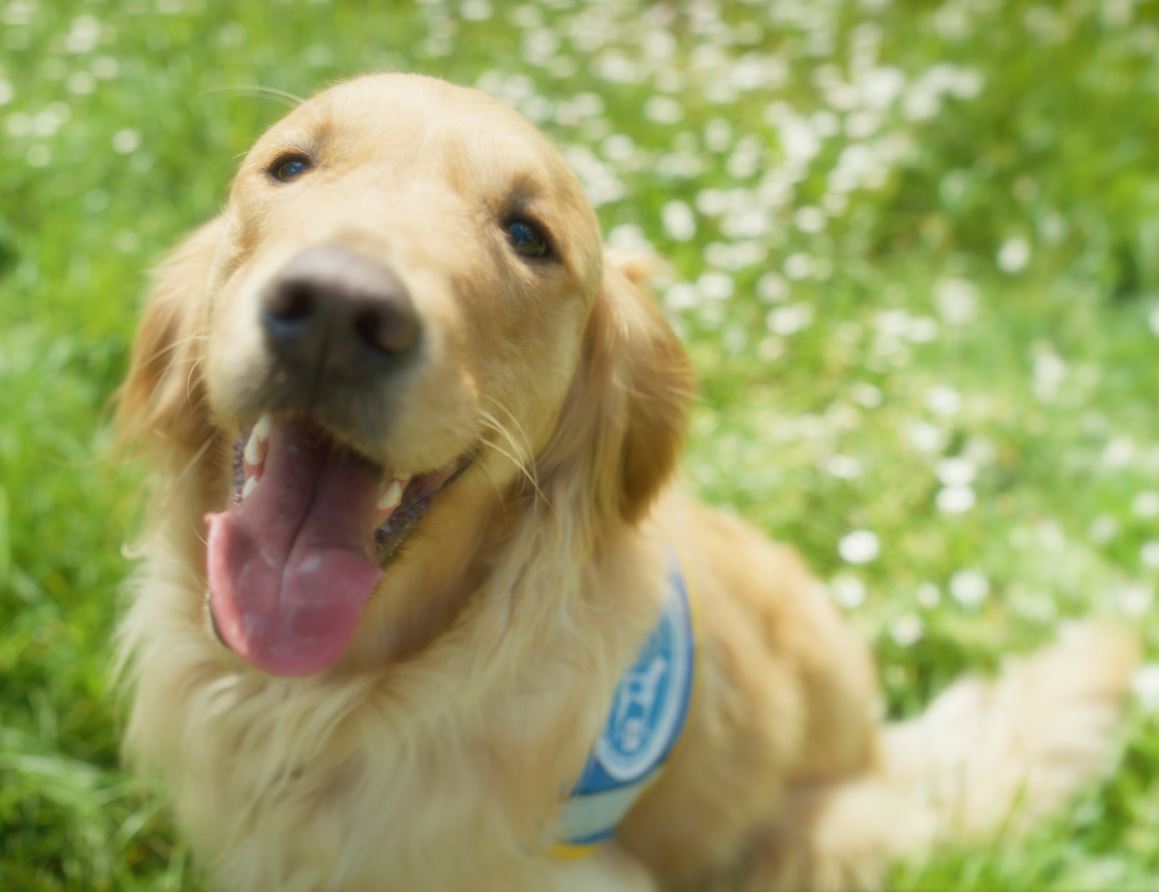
117, 74, 1140, 892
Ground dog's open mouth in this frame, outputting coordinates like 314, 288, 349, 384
205, 414, 471, 677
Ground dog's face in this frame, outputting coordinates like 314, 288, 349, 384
121, 74, 691, 677
207, 75, 604, 469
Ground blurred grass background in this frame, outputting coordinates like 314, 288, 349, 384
2, 0, 1158, 889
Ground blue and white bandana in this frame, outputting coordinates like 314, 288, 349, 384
553, 561, 695, 858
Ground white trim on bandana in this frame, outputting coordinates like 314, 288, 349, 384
552, 560, 695, 857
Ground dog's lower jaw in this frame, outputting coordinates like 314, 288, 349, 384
337, 474, 518, 670
205, 415, 479, 677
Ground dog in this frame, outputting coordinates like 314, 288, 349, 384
116, 73, 1140, 892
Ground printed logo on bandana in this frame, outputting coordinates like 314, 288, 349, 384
595, 592, 692, 782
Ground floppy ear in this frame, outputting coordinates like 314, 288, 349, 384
117, 217, 224, 464
542, 252, 694, 524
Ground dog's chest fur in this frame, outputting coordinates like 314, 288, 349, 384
122, 531, 665, 892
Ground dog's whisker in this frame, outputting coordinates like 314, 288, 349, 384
480, 401, 541, 487
200, 84, 305, 107
477, 407, 551, 511
140, 332, 209, 369
173, 432, 216, 485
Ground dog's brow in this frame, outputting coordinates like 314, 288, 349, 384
503, 172, 545, 207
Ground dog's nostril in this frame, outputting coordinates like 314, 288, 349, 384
267, 280, 316, 322
261, 247, 420, 373
353, 304, 417, 355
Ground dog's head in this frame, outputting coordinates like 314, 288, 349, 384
120, 74, 692, 676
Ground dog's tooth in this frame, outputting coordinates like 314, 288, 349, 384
243, 432, 263, 466
244, 414, 272, 466
242, 476, 259, 501
377, 478, 404, 512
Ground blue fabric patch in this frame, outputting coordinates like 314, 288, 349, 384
557, 561, 694, 849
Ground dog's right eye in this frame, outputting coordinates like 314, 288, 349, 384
267, 153, 313, 183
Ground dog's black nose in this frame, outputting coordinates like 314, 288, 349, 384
261, 246, 419, 378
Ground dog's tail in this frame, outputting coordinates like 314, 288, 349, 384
763, 623, 1141, 892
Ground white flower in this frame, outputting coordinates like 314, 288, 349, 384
601, 133, 636, 163
1089, 515, 1119, 544
926, 385, 962, 417
903, 86, 940, 121
756, 272, 787, 304
642, 28, 677, 62
861, 66, 905, 109
830, 574, 867, 609
33, 105, 69, 137
777, 115, 821, 165
661, 200, 696, 242
694, 188, 727, 216
908, 316, 940, 343
890, 613, 924, 647
644, 96, 683, 124
825, 455, 863, 480
935, 457, 976, 487
606, 223, 650, 252
936, 486, 976, 514
64, 14, 101, 54
811, 110, 840, 138
6, 112, 30, 138
916, 583, 942, 609
1101, 0, 1135, 27
1033, 348, 1067, 402
705, 240, 765, 271
783, 253, 813, 280
907, 420, 948, 454
663, 283, 699, 312
705, 119, 733, 153
850, 383, 882, 408
766, 304, 813, 336
1133, 665, 1159, 714
1141, 541, 1159, 570
697, 271, 734, 302
67, 71, 96, 95
845, 110, 881, 139
1116, 584, 1153, 617
793, 206, 826, 234
1132, 491, 1159, 519
1101, 437, 1135, 469
949, 69, 983, 100
963, 436, 997, 465
997, 237, 1032, 273
950, 570, 990, 608
112, 128, 141, 154
935, 277, 978, 325
460, 0, 492, 19
839, 530, 880, 565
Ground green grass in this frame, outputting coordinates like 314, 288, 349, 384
2, 0, 1158, 889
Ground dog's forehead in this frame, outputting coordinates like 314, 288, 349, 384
255, 75, 571, 191
241, 74, 605, 292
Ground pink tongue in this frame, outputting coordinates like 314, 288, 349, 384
205, 420, 382, 676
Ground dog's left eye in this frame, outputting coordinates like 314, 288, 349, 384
267, 153, 313, 183
504, 218, 551, 260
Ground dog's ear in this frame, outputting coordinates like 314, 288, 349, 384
543, 252, 694, 524
605, 253, 695, 521
117, 217, 223, 462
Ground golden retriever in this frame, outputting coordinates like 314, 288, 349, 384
117, 74, 1140, 892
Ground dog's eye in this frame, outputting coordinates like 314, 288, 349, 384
268, 153, 313, 183
504, 218, 551, 260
